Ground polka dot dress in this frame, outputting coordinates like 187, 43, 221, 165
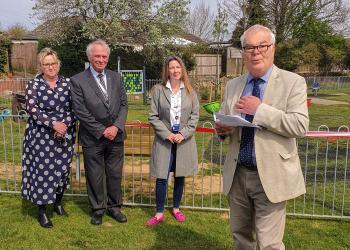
21, 75, 76, 205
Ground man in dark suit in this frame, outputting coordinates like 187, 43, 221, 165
71, 40, 128, 225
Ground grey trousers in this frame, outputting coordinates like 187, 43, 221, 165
227, 166, 286, 250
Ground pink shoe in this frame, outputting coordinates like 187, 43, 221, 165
146, 214, 164, 226
172, 210, 186, 222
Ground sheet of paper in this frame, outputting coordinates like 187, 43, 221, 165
213, 112, 260, 128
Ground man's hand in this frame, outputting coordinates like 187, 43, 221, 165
103, 125, 119, 140
53, 121, 67, 135
234, 96, 261, 115
215, 121, 234, 137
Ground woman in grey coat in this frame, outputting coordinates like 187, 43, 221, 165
146, 55, 199, 226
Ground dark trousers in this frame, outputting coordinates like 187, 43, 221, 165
156, 143, 185, 212
83, 138, 124, 215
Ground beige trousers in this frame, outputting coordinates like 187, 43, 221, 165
228, 166, 287, 250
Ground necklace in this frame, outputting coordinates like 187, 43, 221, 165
173, 91, 180, 121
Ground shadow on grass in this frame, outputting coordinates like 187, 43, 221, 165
139, 207, 230, 250
20, 198, 65, 223
21, 199, 40, 220
150, 223, 229, 250
70, 195, 91, 216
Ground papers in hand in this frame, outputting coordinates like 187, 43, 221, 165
213, 112, 260, 128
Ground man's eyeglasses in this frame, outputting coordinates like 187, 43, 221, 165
242, 44, 274, 53
42, 62, 58, 68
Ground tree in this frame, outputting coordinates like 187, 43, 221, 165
33, 0, 194, 78
184, 1, 215, 41
275, 17, 347, 73
230, 0, 268, 47
212, 4, 229, 48
221, 0, 250, 27
6, 24, 28, 40
222, 0, 350, 43
344, 40, 350, 69
33, 0, 189, 46
212, 3, 229, 100
0, 33, 11, 75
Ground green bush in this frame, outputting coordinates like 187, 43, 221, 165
0, 35, 11, 74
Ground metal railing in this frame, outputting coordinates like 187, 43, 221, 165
0, 115, 349, 219
305, 76, 350, 90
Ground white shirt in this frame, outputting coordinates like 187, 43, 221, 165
90, 66, 108, 96
166, 80, 185, 127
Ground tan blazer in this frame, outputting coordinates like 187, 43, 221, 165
149, 84, 199, 179
221, 65, 309, 203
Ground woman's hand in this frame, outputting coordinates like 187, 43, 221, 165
53, 121, 67, 135
167, 133, 176, 143
54, 131, 64, 139
173, 133, 184, 144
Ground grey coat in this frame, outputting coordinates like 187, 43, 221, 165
149, 84, 199, 179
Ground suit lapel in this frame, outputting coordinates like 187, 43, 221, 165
180, 88, 187, 124
229, 74, 248, 115
162, 86, 171, 105
106, 70, 114, 101
86, 68, 109, 109
262, 65, 279, 103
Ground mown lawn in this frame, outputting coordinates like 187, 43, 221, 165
1, 194, 350, 250
0, 87, 349, 249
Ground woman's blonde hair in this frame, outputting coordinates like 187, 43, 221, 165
37, 47, 61, 73
161, 55, 194, 95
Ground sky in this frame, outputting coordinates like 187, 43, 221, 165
0, 0, 219, 31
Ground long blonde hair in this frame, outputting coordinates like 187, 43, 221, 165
161, 55, 194, 95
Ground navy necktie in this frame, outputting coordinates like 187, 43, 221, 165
239, 78, 262, 170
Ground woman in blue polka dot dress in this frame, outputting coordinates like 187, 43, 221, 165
21, 48, 76, 228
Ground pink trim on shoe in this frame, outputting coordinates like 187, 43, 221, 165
172, 210, 186, 222
146, 214, 165, 226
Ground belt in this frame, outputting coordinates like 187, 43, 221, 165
236, 162, 258, 171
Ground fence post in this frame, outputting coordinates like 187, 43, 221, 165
143, 66, 147, 105
336, 76, 340, 89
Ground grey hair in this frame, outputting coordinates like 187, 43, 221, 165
240, 24, 276, 47
86, 39, 111, 59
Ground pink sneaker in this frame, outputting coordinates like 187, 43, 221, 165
146, 214, 164, 226
172, 210, 186, 222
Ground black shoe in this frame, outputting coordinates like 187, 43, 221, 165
54, 204, 68, 216
38, 213, 53, 228
107, 209, 127, 223
91, 213, 103, 225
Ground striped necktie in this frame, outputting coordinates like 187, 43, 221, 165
97, 73, 108, 100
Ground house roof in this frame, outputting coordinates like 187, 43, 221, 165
20, 32, 38, 41
176, 33, 205, 44
209, 41, 232, 48
33, 16, 147, 48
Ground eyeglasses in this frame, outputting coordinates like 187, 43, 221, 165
42, 62, 58, 68
242, 44, 274, 53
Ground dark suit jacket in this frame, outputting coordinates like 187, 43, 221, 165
70, 68, 128, 146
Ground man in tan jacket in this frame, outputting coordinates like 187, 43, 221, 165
215, 24, 309, 249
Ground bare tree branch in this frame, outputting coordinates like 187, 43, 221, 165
184, 0, 215, 41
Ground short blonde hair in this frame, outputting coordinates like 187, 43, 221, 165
37, 47, 61, 73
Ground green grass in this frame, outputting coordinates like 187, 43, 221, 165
1, 194, 350, 249
306, 88, 350, 130
0, 91, 350, 249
